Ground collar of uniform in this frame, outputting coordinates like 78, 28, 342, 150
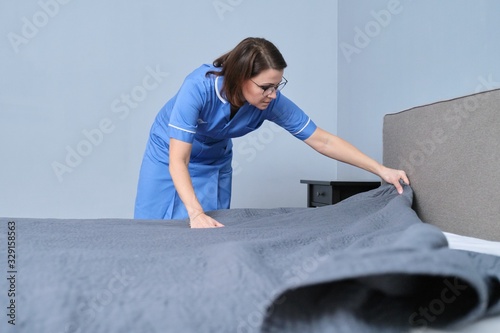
215, 76, 227, 104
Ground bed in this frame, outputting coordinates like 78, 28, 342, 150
1, 90, 499, 333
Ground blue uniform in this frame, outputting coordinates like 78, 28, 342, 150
134, 64, 317, 219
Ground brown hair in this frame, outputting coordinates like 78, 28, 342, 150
206, 37, 287, 108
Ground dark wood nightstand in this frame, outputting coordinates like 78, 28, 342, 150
300, 180, 381, 207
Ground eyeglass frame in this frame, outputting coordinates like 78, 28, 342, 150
250, 77, 288, 96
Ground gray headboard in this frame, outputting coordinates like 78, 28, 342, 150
383, 89, 500, 241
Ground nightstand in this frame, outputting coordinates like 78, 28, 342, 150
300, 180, 381, 207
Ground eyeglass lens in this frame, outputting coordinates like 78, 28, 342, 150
263, 79, 287, 96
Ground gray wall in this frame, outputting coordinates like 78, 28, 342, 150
0, 0, 337, 218
4, 0, 499, 219
337, 0, 500, 180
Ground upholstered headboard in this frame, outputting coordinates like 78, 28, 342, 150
383, 89, 500, 241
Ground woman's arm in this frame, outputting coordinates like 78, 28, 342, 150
304, 127, 409, 194
169, 138, 224, 228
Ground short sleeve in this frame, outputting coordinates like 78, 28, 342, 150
267, 93, 317, 140
167, 77, 206, 143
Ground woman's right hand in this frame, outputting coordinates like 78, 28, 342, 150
189, 212, 225, 228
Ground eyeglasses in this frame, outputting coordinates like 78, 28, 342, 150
250, 77, 288, 96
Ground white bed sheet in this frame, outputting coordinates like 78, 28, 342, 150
444, 232, 500, 257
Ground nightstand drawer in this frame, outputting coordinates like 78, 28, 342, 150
300, 180, 381, 208
310, 184, 333, 206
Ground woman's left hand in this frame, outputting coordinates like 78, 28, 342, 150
379, 166, 410, 194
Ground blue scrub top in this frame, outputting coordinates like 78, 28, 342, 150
134, 64, 317, 219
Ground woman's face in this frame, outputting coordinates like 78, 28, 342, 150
242, 68, 284, 110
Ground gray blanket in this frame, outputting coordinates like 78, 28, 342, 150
1, 184, 499, 333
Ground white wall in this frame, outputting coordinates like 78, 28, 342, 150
337, 0, 500, 180
0, 0, 338, 218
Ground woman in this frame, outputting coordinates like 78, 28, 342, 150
134, 37, 409, 228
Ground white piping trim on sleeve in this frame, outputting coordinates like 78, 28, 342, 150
215, 76, 227, 104
168, 123, 196, 134
292, 117, 311, 136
